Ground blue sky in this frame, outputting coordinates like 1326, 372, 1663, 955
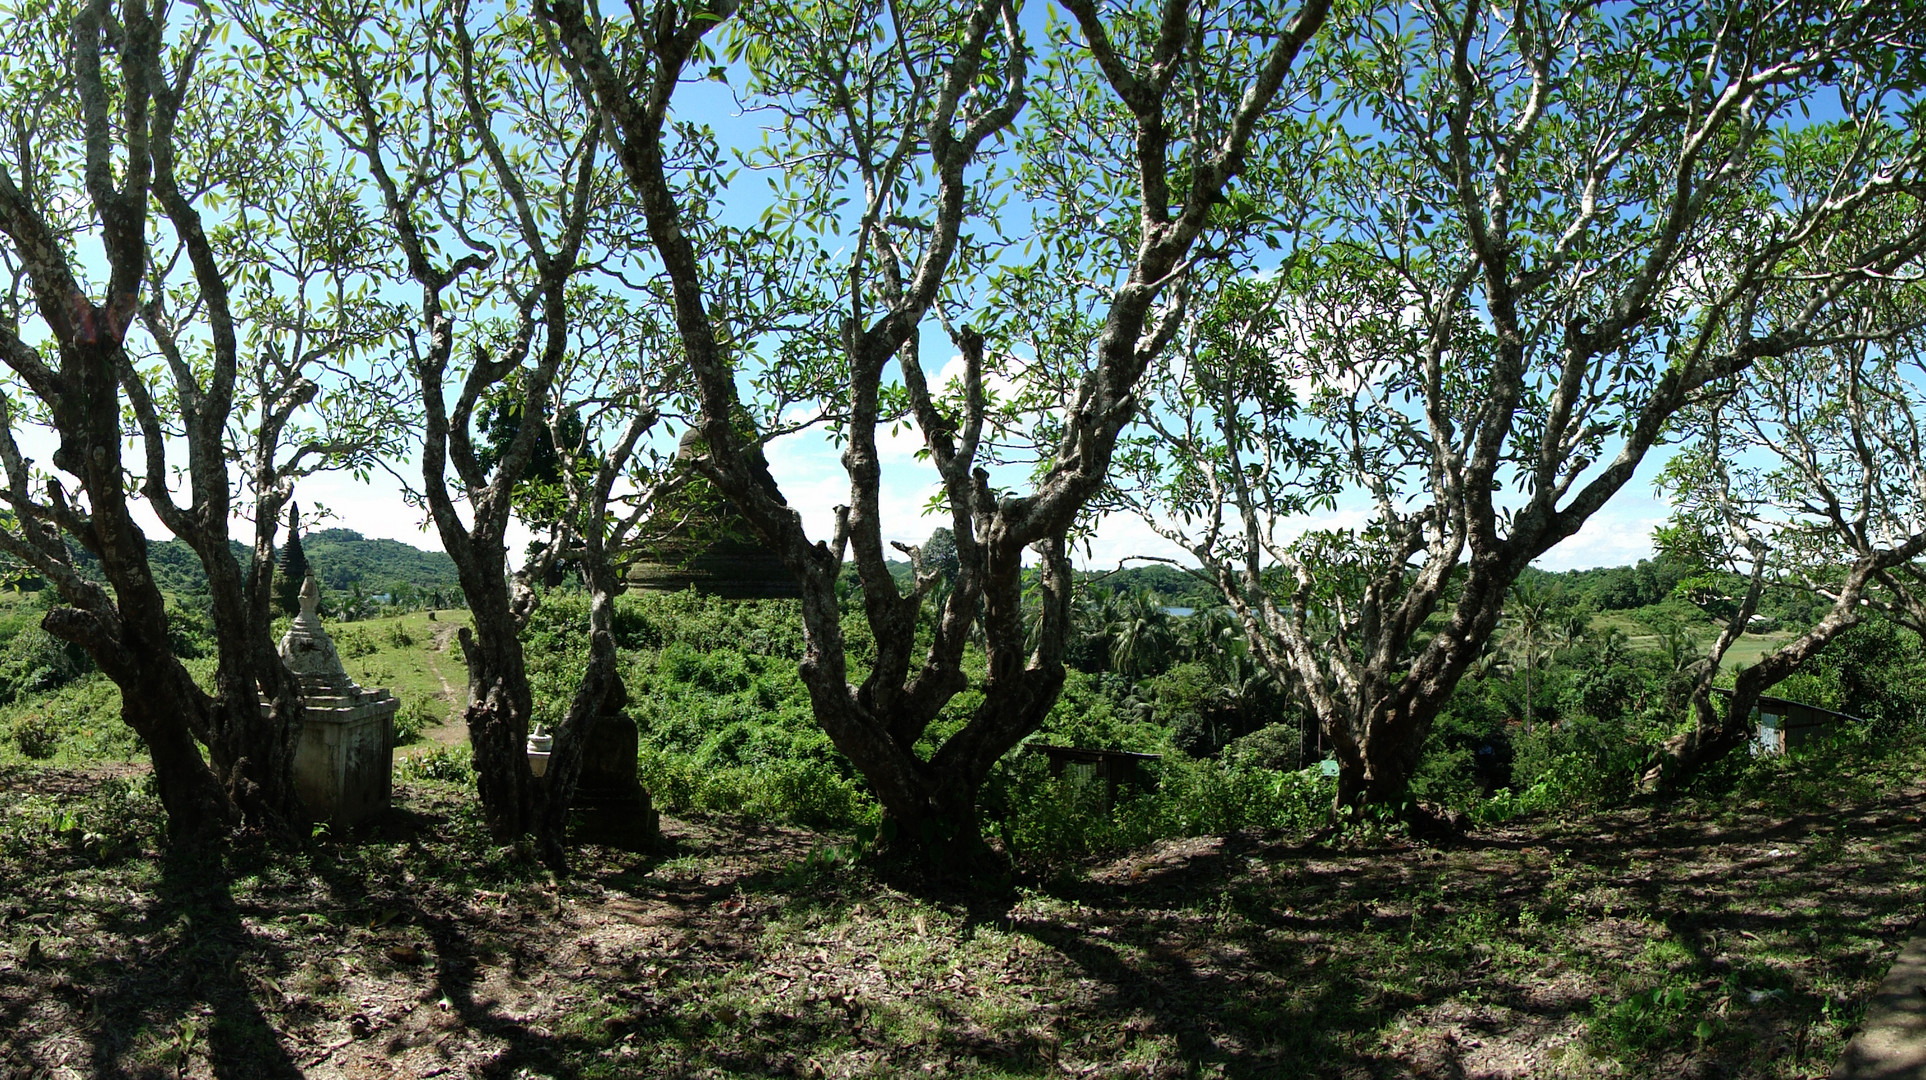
6, 1, 1678, 575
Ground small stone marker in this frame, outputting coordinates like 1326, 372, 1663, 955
278, 572, 401, 826
569, 673, 657, 848
1834, 934, 1926, 1079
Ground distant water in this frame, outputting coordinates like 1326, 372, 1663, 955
1164, 606, 1195, 616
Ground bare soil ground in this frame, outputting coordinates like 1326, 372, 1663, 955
413, 622, 468, 750
0, 744, 1921, 1079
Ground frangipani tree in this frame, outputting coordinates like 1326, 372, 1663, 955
0, 0, 403, 838
1648, 297, 1926, 787
540, 0, 1332, 864
1116, 0, 1926, 818
262, 0, 685, 865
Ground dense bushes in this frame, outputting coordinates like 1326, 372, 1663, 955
1, 675, 143, 762
9, 570, 1925, 867
0, 592, 91, 704
519, 590, 872, 828
506, 591, 1344, 858
985, 751, 1335, 862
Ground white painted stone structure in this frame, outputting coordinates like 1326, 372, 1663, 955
278, 572, 399, 825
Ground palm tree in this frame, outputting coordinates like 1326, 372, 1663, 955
1108, 591, 1176, 680
1501, 583, 1554, 730
1059, 585, 1124, 671
1654, 619, 1701, 676
1183, 605, 1240, 666
1553, 609, 1589, 656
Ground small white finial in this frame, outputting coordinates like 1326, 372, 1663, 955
299, 571, 321, 621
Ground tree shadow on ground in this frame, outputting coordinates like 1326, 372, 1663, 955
6, 759, 1926, 1079
0, 769, 302, 1079
67, 849, 300, 1079
955, 779, 1926, 1079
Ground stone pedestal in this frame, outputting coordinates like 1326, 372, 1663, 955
568, 676, 658, 849
576, 710, 641, 805
275, 573, 400, 826
291, 688, 398, 826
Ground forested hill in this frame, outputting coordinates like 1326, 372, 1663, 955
84, 529, 459, 597
297, 529, 461, 592
91, 537, 1752, 615
1088, 564, 1220, 608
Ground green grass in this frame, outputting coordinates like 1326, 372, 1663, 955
0, 606, 471, 762
0, 587, 1917, 1076
1587, 608, 1796, 671
6, 731, 1924, 1078
329, 609, 471, 745
1720, 629, 1800, 670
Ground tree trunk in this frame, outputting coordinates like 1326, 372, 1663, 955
114, 653, 235, 845
855, 676, 1064, 869
803, 541, 1074, 869
1310, 565, 1515, 825
38, 325, 242, 844
198, 551, 305, 829
1334, 718, 1422, 816
1646, 613, 1859, 792
41, 598, 235, 845
458, 598, 538, 845
531, 573, 623, 870
1643, 543, 1923, 793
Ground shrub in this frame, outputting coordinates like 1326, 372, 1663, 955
393, 698, 440, 745
8, 712, 57, 759
397, 744, 475, 786
330, 627, 379, 659
1220, 723, 1307, 772
165, 597, 216, 659
638, 748, 875, 829
1509, 712, 1660, 803
0, 626, 91, 704
0, 675, 137, 762
985, 750, 1334, 864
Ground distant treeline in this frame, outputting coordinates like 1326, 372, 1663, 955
54, 528, 461, 599
1087, 559, 1705, 616
885, 554, 1739, 616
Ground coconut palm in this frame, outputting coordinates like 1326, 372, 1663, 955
1501, 583, 1555, 730
1183, 605, 1241, 666
1108, 591, 1177, 680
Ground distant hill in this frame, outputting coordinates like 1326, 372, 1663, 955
297, 529, 460, 592
65, 530, 458, 597
1082, 563, 1220, 608
860, 558, 1221, 608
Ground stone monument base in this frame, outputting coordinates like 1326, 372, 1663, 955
274, 569, 401, 827
290, 689, 397, 827
568, 793, 660, 851
564, 686, 656, 848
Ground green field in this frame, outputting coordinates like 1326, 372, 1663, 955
328, 609, 474, 749
1587, 608, 1797, 671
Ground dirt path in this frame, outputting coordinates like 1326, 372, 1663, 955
1832, 934, 1926, 1078
413, 622, 468, 750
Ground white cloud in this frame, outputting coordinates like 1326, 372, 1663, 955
762, 427, 950, 547
1531, 499, 1665, 572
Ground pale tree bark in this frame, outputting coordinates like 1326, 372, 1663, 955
1117, 0, 1926, 821
1646, 327, 1926, 788
542, 0, 1331, 865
